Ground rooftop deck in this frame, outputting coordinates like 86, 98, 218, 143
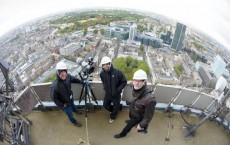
24, 108, 230, 145
2, 82, 230, 145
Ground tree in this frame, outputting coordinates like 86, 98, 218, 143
140, 44, 144, 51
129, 61, 137, 68
126, 66, 133, 73
138, 44, 145, 55
44, 73, 56, 83
83, 26, 88, 36
93, 29, 98, 35
125, 56, 133, 66
137, 25, 145, 32
126, 71, 134, 80
138, 49, 144, 56
114, 57, 126, 72
114, 57, 150, 80
137, 60, 150, 75
100, 29, 105, 35
152, 43, 157, 48
174, 64, 183, 77
12, 56, 18, 63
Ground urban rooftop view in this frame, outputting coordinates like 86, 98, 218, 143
0, 1, 230, 145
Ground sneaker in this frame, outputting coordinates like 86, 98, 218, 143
74, 122, 82, 127
114, 134, 126, 138
119, 104, 123, 111
137, 128, 147, 134
138, 129, 147, 134
109, 119, 114, 123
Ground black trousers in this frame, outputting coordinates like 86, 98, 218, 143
120, 116, 142, 136
103, 97, 120, 119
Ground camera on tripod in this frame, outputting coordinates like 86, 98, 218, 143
76, 57, 99, 111
76, 57, 95, 80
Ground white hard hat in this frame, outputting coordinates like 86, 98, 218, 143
56, 61, 67, 70
101, 56, 111, 66
133, 69, 147, 80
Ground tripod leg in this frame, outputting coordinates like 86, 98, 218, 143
89, 87, 98, 105
78, 83, 85, 104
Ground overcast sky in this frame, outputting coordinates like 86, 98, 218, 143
0, 0, 230, 50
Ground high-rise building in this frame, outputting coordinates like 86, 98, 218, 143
129, 24, 137, 40
136, 33, 163, 48
147, 23, 151, 31
171, 23, 186, 51
198, 67, 212, 86
212, 55, 227, 78
105, 27, 129, 40
160, 31, 172, 45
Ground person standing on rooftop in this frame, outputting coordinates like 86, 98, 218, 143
51, 61, 83, 127
114, 69, 157, 138
100, 56, 127, 124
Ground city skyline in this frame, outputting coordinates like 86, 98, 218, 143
0, 0, 230, 51
0, 9, 229, 144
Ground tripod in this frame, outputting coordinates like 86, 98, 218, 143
78, 75, 99, 110
77, 73, 99, 144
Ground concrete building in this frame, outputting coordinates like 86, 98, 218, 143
136, 33, 163, 47
126, 40, 141, 47
124, 40, 141, 55
15, 51, 52, 86
147, 23, 151, 31
171, 23, 186, 51
60, 42, 81, 56
212, 55, 227, 78
195, 61, 212, 72
223, 69, 230, 78
182, 62, 192, 76
71, 30, 83, 37
226, 63, 230, 70
160, 31, 172, 45
198, 67, 213, 86
129, 24, 137, 40
105, 27, 129, 41
155, 75, 180, 85
193, 71, 202, 86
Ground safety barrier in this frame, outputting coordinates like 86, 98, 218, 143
14, 82, 230, 131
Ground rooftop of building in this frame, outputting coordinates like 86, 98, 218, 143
1, 81, 228, 145
12, 108, 228, 145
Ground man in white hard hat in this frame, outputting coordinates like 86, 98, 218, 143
114, 69, 157, 138
100, 56, 127, 123
51, 61, 83, 127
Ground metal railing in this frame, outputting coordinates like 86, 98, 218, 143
13, 82, 230, 133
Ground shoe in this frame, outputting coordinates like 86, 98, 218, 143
125, 120, 130, 124
74, 122, 82, 127
109, 119, 114, 123
114, 134, 126, 138
138, 128, 147, 134
119, 104, 123, 111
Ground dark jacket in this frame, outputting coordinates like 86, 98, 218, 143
100, 64, 127, 100
51, 74, 82, 108
129, 85, 157, 128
